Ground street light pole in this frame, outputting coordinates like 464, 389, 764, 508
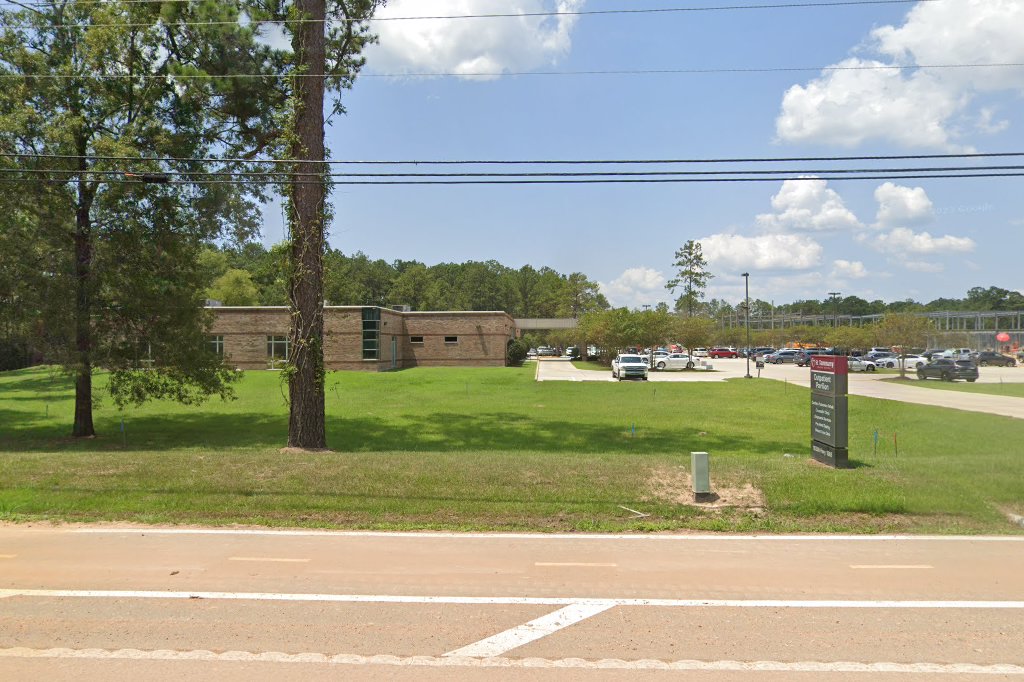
742, 272, 751, 378
828, 292, 841, 329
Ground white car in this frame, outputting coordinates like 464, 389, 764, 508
611, 354, 649, 381
875, 354, 928, 370
692, 348, 709, 358
846, 357, 877, 372
653, 353, 694, 370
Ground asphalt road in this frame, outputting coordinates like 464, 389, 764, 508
536, 358, 1024, 419
1, 526, 1022, 680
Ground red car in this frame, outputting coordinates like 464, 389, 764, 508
709, 347, 738, 359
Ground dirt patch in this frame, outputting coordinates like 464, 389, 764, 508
647, 465, 765, 511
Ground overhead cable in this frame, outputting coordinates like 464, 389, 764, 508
0, 0, 941, 30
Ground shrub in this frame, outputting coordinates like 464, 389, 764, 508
0, 338, 31, 371
506, 338, 528, 366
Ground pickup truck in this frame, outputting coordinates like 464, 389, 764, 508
611, 354, 649, 381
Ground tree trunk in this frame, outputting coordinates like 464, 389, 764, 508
286, 0, 327, 449
72, 176, 95, 438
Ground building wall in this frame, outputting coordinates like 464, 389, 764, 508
208, 306, 515, 371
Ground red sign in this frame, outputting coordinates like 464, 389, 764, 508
810, 355, 848, 375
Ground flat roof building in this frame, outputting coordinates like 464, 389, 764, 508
208, 306, 517, 371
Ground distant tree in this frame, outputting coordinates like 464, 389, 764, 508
824, 325, 872, 355
387, 262, 432, 310
876, 313, 935, 378
673, 316, 717, 354
208, 269, 260, 306
560, 272, 607, 318
666, 240, 713, 317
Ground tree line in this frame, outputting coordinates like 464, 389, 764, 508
201, 243, 610, 318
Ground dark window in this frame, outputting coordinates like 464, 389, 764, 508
267, 335, 290, 368
362, 307, 380, 360
410, 336, 424, 344
208, 335, 224, 357
445, 336, 458, 344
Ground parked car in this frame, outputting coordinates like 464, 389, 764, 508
747, 347, 776, 359
526, 348, 538, 358
874, 354, 928, 370
765, 349, 804, 364
653, 353, 694, 370
917, 358, 979, 382
976, 351, 1016, 367
709, 347, 738, 359
940, 348, 976, 361
537, 346, 558, 357
922, 349, 945, 360
692, 348, 709, 358
865, 350, 897, 363
846, 356, 877, 372
795, 349, 828, 367
611, 354, 649, 381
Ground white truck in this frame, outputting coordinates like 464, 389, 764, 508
611, 354, 649, 381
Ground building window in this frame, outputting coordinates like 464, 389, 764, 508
362, 307, 380, 360
267, 335, 290, 368
445, 336, 459, 344
410, 336, 424, 344
208, 335, 224, 357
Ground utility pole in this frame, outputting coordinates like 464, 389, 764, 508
743, 273, 752, 378
829, 292, 841, 335
287, 0, 328, 449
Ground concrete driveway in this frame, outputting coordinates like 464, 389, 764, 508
534, 358, 1024, 419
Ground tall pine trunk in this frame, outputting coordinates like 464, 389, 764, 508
72, 148, 95, 438
286, 0, 327, 449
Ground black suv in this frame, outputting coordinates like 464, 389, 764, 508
917, 358, 979, 382
976, 351, 1016, 367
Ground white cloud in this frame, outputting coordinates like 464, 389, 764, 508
903, 260, 945, 273
873, 227, 975, 254
832, 259, 868, 279
599, 266, 666, 308
874, 182, 934, 228
776, 61, 965, 149
776, 0, 1024, 149
368, 0, 584, 79
700, 233, 823, 271
755, 178, 861, 233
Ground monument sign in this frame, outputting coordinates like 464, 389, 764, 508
810, 355, 849, 468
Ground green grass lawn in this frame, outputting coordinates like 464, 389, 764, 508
1, 365, 1022, 534
881, 376, 1024, 398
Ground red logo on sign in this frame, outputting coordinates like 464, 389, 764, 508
810, 355, 848, 375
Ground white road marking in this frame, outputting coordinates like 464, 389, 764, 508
1, 589, 1022, 609
535, 562, 618, 567
228, 557, 309, 564
851, 565, 933, 569
70, 528, 1024, 541
1, 647, 1021, 674
444, 601, 616, 658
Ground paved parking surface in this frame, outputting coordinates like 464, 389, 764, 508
534, 358, 1024, 419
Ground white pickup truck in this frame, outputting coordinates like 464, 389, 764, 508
611, 354, 649, 381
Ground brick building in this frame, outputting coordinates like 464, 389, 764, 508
207, 306, 517, 371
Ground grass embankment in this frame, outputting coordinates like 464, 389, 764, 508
1, 366, 1022, 533
881, 376, 1024, 398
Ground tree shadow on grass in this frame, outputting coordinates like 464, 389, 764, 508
0, 407, 803, 457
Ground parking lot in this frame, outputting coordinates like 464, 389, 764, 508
534, 357, 1024, 419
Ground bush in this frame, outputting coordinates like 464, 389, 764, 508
0, 338, 31, 371
506, 339, 529, 366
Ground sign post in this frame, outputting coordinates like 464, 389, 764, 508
810, 355, 849, 468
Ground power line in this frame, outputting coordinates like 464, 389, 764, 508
2, 173, 1023, 186
5, 164, 1024, 178
0, 0, 939, 30
4, 150, 1024, 166
2, 62, 1019, 80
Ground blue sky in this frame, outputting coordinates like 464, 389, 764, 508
259, 0, 1024, 309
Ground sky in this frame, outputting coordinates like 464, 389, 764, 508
258, 0, 1024, 310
